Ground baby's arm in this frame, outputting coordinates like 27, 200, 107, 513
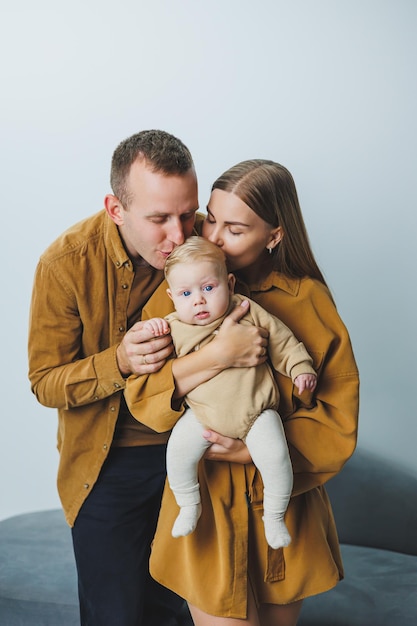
294, 373, 317, 395
142, 317, 171, 337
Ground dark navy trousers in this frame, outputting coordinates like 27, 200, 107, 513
71, 445, 184, 626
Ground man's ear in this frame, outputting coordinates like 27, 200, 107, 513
228, 273, 236, 294
104, 194, 124, 226
166, 288, 174, 301
268, 226, 284, 250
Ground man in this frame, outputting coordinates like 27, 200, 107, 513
28, 130, 265, 625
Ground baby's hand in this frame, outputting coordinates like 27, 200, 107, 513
294, 373, 317, 395
143, 317, 170, 337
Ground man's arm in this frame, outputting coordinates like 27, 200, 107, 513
28, 259, 173, 409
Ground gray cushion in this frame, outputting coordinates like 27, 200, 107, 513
326, 447, 417, 555
299, 544, 417, 625
0, 509, 193, 625
299, 448, 417, 625
0, 509, 79, 625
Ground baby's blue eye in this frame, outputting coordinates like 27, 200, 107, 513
203, 285, 213, 292
183, 290, 191, 297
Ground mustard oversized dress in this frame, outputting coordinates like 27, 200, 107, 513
125, 271, 359, 619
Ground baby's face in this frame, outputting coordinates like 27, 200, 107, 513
167, 261, 233, 326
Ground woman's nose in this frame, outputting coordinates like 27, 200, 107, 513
206, 227, 223, 247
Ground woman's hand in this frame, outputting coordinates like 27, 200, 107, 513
212, 299, 269, 368
203, 430, 252, 464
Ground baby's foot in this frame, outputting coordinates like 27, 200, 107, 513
172, 504, 202, 538
262, 516, 291, 549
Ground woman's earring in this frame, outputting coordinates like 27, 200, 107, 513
267, 247, 273, 254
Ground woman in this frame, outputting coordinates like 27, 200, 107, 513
126, 160, 359, 626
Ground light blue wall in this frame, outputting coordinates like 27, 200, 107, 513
1, 0, 416, 521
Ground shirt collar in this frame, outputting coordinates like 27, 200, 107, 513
236, 271, 301, 297
104, 212, 133, 270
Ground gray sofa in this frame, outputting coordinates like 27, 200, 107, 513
0, 510, 192, 625
299, 447, 417, 625
1, 447, 416, 625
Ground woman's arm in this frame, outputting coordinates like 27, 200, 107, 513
125, 299, 268, 433
172, 300, 268, 464
273, 283, 360, 495
172, 299, 268, 398
202, 430, 252, 464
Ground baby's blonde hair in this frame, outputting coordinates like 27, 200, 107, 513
164, 236, 228, 283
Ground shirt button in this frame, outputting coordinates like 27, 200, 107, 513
84, 483, 89, 489
122, 283, 128, 289
114, 382, 121, 389
119, 326, 125, 332
116, 261, 121, 267
103, 444, 108, 450
110, 406, 115, 412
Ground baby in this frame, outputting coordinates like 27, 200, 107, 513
144, 237, 317, 549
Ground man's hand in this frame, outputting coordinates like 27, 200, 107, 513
202, 430, 252, 464
116, 320, 173, 376
214, 299, 269, 368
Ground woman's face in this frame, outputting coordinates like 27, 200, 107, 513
202, 189, 282, 273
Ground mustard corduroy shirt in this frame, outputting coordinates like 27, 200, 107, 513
28, 210, 204, 526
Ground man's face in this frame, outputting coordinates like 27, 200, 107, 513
106, 158, 199, 270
